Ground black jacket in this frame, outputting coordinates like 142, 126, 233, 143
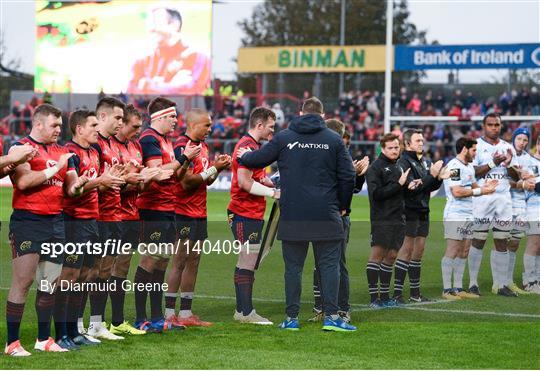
398, 150, 442, 212
239, 114, 356, 241
365, 153, 405, 224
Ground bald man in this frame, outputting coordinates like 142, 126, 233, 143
164, 109, 231, 327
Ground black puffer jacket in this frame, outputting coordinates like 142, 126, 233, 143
239, 114, 355, 241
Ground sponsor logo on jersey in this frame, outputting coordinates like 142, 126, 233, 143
287, 141, 329, 150
450, 168, 461, 181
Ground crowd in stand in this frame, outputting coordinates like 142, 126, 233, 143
3, 86, 539, 164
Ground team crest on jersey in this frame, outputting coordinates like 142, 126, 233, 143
450, 168, 460, 181
19, 241, 32, 251
150, 231, 161, 241
46, 160, 57, 168
201, 158, 209, 171
179, 226, 191, 237
248, 232, 259, 242
87, 167, 98, 179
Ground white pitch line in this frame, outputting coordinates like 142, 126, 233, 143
400, 306, 540, 319
1, 287, 539, 319
196, 294, 540, 319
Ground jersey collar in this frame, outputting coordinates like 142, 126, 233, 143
246, 133, 260, 144
480, 136, 500, 146
149, 127, 167, 138
183, 133, 202, 144
70, 139, 90, 150
98, 132, 111, 142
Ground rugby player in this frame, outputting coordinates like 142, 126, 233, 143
393, 129, 446, 304
508, 128, 534, 294
5, 104, 89, 356
520, 135, 540, 293
365, 134, 415, 308
133, 97, 200, 332
469, 113, 520, 297
441, 137, 497, 300
86, 97, 127, 340
57, 110, 123, 349
227, 107, 277, 325
164, 108, 231, 327
108, 104, 162, 336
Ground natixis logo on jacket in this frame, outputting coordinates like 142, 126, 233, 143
286, 141, 329, 150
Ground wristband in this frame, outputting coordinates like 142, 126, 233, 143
43, 166, 58, 180
178, 154, 188, 166
249, 181, 275, 197
472, 188, 482, 196
488, 160, 496, 169
200, 166, 217, 181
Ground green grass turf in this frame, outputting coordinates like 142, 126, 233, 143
0, 188, 539, 369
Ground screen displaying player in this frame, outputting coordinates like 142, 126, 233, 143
35, 1, 211, 94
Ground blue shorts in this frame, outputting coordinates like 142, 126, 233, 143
176, 214, 208, 241
64, 213, 99, 268
9, 209, 65, 264
227, 209, 263, 244
139, 209, 176, 245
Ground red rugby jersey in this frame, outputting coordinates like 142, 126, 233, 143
63, 141, 100, 219
174, 134, 209, 218
228, 135, 267, 220
11, 136, 75, 215
92, 133, 122, 221
136, 128, 176, 212
113, 135, 143, 220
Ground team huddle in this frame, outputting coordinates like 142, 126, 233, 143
2, 97, 539, 354
4, 97, 280, 356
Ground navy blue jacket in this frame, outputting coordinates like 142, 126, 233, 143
239, 114, 355, 242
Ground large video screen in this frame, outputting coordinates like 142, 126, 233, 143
35, 0, 212, 95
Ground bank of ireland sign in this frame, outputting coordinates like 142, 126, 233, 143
395, 43, 540, 70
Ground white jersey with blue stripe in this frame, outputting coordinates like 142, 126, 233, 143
511, 151, 533, 209
472, 137, 517, 194
443, 157, 476, 217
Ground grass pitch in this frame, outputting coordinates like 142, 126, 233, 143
0, 189, 539, 369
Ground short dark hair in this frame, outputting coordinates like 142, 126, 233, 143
69, 110, 96, 135
455, 137, 477, 153
123, 104, 141, 123
148, 96, 176, 116
302, 97, 324, 115
96, 96, 125, 114
33, 103, 62, 122
380, 133, 400, 148
402, 129, 423, 146
325, 119, 345, 136
482, 112, 501, 125
164, 8, 182, 31
249, 107, 276, 128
